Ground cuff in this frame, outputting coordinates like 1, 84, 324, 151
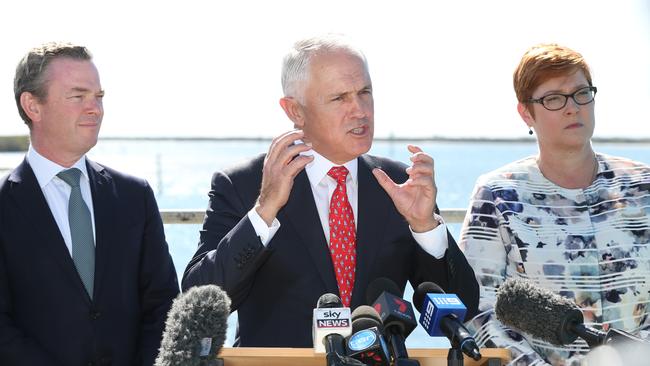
247, 208, 281, 246
410, 214, 448, 259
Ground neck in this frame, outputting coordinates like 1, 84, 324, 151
537, 145, 597, 189
31, 139, 84, 168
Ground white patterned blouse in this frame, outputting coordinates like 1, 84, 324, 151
459, 153, 650, 365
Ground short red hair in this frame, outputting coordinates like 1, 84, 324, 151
513, 44, 592, 104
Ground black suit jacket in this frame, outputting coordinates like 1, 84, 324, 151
0, 158, 179, 366
182, 154, 478, 347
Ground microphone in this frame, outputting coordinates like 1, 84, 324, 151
412, 282, 482, 361
495, 278, 649, 348
345, 305, 391, 366
313, 293, 364, 366
366, 278, 419, 366
154, 285, 230, 366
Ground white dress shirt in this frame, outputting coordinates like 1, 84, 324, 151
247, 149, 448, 258
26, 145, 96, 256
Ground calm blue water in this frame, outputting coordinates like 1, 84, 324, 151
2, 140, 649, 348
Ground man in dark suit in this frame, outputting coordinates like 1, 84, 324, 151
182, 35, 478, 347
0, 42, 179, 365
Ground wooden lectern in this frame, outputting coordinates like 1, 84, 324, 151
217, 347, 510, 366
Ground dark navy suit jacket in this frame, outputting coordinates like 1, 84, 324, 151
182, 154, 479, 347
0, 159, 179, 366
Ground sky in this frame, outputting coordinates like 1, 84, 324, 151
1, 0, 648, 139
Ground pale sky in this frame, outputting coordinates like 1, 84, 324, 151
1, 0, 648, 139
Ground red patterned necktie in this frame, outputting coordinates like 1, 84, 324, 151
327, 166, 356, 307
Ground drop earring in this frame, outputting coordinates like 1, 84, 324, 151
528, 128, 533, 136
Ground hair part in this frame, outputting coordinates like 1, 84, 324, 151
513, 43, 592, 106
281, 34, 368, 104
14, 42, 93, 126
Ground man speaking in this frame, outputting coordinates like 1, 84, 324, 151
182, 34, 478, 347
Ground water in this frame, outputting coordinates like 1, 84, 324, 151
2, 139, 649, 348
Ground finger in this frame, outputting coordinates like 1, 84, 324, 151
406, 163, 433, 178
372, 168, 399, 197
407, 144, 423, 154
404, 175, 434, 188
284, 155, 314, 178
409, 151, 433, 165
267, 130, 305, 162
277, 142, 313, 166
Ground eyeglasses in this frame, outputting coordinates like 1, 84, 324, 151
528, 86, 597, 111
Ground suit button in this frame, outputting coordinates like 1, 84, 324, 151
87, 362, 95, 366
90, 310, 101, 320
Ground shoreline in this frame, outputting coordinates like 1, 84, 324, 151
2, 135, 650, 152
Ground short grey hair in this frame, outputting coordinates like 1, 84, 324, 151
14, 42, 92, 126
281, 34, 368, 103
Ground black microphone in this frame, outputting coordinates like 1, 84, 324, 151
154, 285, 230, 366
366, 278, 420, 366
412, 282, 482, 361
495, 278, 649, 348
345, 305, 391, 366
313, 293, 364, 366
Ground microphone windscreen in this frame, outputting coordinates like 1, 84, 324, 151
495, 278, 582, 345
366, 277, 400, 304
155, 285, 231, 366
318, 293, 343, 308
412, 282, 445, 312
351, 305, 382, 333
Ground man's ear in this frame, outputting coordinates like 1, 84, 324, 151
517, 102, 535, 130
279, 97, 305, 128
20, 92, 43, 123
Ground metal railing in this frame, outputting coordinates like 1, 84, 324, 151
160, 208, 467, 225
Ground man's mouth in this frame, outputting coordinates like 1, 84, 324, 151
349, 126, 368, 135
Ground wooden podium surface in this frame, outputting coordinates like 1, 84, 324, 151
218, 347, 510, 366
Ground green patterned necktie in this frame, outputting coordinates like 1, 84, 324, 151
57, 168, 95, 299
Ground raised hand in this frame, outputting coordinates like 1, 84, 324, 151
255, 130, 314, 225
372, 145, 439, 232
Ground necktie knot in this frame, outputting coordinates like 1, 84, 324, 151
57, 168, 82, 188
328, 166, 349, 184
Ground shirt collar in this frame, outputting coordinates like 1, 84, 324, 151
26, 145, 89, 188
301, 147, 358, 187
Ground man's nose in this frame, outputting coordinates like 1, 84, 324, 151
349, 95, 369, 118
86, 97, 103, 116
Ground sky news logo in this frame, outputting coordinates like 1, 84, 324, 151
316, 319, 351, 328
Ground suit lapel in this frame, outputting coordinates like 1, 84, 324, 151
280, 169, 339, 295
351, 155, 391, 306
86, 159, 115, 301
8, 159, 90, 303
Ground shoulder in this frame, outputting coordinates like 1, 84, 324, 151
210, 153, 265, 188
207, 154, 265, 207
220, 153, 265, 180
597, 153, 650, 179
0, 158, 32, 195
88, 159, 151, 192
467, 156, 540, 202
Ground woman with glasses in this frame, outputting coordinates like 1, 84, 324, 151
459, 44, 650, 365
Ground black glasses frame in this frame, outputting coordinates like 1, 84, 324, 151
528, 86, 598, 111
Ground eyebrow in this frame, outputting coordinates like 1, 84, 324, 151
541, 84, 589, 95
325, 84, 373, 99
69, 87, 105, 95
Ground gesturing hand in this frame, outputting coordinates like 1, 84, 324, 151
372, 145, 439, 232
255, 130, 313, 226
